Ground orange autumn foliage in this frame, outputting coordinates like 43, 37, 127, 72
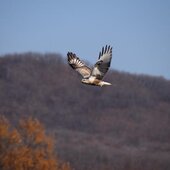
0, 116, 71, 170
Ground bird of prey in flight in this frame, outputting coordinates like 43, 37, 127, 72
67, 45, 112, 87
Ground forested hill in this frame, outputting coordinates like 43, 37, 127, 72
0, 53, 170, 170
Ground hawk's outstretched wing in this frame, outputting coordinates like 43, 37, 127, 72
67, 52, 91, 78
91, 45, 112, 80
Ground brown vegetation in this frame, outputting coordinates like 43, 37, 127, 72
0, 116, 71, 170
0, 53, 170, 170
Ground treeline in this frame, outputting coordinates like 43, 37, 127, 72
0, 53, 170, 170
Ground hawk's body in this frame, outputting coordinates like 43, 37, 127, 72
67, 45, 112, 87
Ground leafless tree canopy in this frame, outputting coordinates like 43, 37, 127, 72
0, 53, 170, 170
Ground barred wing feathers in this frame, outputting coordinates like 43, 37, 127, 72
91, 45, 112, 80
67, 52, 91, 78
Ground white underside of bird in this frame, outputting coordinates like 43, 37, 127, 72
81, 77, 111, 87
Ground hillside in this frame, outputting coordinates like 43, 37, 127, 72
0, 53, 170, 170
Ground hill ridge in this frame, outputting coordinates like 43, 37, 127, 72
0, 53, 170, 170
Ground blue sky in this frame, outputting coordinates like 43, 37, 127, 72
0, 0, 170, 79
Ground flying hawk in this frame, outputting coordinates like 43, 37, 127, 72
67, 45, 112, 87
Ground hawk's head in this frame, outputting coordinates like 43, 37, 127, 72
81, 79, 90, 84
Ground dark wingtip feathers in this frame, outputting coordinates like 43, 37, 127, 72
67, 52, 77, 63
99, 45, 112, 59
